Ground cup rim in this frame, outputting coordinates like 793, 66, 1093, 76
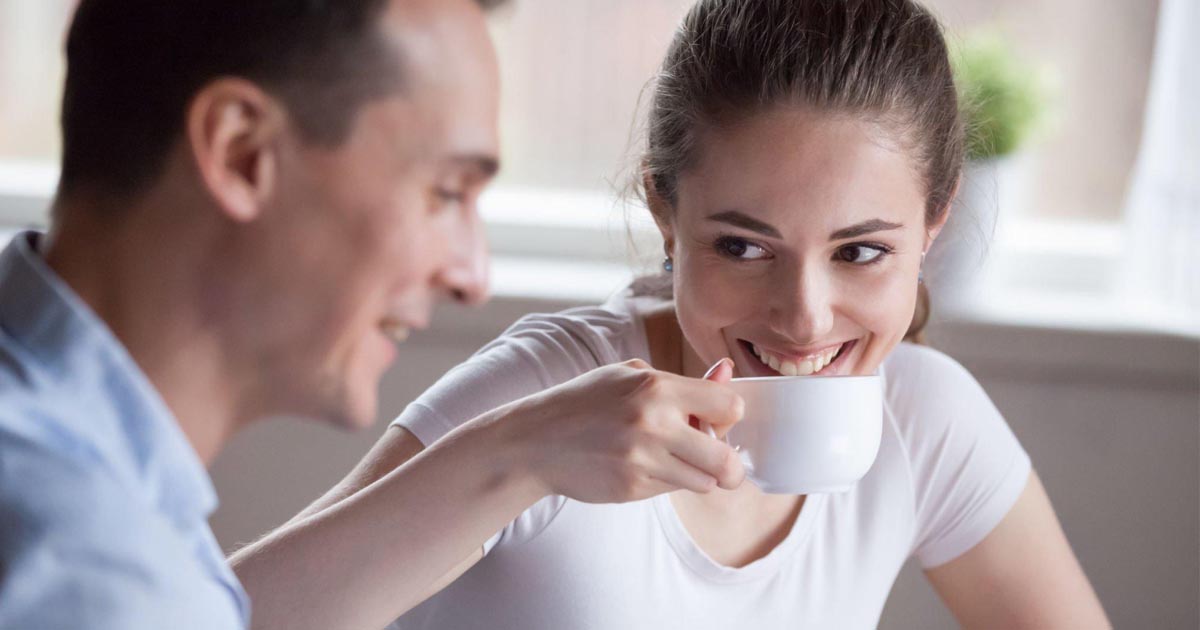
730, 373, 880, 383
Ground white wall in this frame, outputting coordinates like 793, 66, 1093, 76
209, 297, 1200, 628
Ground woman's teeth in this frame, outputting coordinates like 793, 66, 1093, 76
750, 342, 842, 376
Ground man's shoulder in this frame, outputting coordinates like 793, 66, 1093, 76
0, 402, 133, 523
0, 341, 133, 541
0, 401, 167, 597
0, 348, 107, 464
0, 430, 244, 630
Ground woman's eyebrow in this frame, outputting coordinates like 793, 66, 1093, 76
829, 219, 904, 240
707, 210, 782, 238
707, 212, 904, 241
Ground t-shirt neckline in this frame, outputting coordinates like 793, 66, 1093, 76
651, 491, 827, 584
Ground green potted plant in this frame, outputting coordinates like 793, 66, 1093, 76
957, 31, 1049, 162
926, 30, 1052, 311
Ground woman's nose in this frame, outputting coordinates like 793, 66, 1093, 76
766, 265, 835, 341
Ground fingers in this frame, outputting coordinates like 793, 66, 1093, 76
646, 455, 720, 494
614, 357, 748, 492
621, 358, 652, 370
618, 357, 741, 433
668, 376, 743, 434
702, 357, 734, 383
663, 427, 744, 490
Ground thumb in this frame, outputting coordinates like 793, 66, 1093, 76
702, 357, 734, 383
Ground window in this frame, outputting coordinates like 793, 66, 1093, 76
0, 1, 1159, 219
2, 0, 1184, 333
484, 0, 1159, 221
0, 1, 72, 165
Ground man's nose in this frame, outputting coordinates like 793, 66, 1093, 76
437, 210, 491, 306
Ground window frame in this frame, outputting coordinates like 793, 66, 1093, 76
2, 160, 1193, 338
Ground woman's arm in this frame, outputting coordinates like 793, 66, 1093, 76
229, 359, 745, 630
282, 425, 487, 605
284, 426, 427, 526
926, 471, 1110, 629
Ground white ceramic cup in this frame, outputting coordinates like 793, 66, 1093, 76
710, 375, 883, 494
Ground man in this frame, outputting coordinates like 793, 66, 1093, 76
0, 1, 743, 628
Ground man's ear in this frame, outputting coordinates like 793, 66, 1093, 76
186, 78, 285, 223
925, 176, 961, 251
643, 169, 676, 256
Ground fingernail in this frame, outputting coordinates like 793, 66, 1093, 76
703, 357, 730, 379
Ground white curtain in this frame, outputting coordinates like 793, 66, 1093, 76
1122, 0, 1200, 324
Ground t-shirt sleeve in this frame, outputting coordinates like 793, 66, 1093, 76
390, 314, 608, 554
391, 315, 608, 446
886, 344, 1032, 569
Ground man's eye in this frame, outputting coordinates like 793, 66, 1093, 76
435, 189, 466, 204
715, 236, 769, 260
835, 244, 891, 265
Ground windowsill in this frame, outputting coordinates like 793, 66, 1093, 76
0, 160, 57, 228
478, 187, 1198, 340
484, 256, 1199, 340
2, 164, 1195, 341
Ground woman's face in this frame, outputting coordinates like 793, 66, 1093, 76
662, 107, 945, 378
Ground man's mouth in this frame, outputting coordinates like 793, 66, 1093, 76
379, 317, 412, 344
739, 339, 856, 376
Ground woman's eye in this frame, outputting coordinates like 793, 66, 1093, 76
715, 236, 770, 260
835, 244, 890, 265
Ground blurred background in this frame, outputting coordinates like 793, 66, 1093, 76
1, 0, 1196, 628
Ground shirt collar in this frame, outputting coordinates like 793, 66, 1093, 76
0, 231, 218, 527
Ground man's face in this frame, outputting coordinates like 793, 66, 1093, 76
237, 0, 500, 429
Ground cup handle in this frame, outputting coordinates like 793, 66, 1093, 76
700, 421, 740, 453
700, 420, 753, 484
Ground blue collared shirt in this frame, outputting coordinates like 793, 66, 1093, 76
0, 232, 250, 629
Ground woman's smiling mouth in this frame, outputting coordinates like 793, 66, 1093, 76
738, 339, 856, 376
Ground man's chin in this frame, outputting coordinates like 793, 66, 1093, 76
306, 386, 379, 432
334, 396, 380, 432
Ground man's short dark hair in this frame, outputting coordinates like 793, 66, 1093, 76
59, 0, 506, 199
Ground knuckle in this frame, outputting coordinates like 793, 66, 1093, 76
631, 404, 668, 435
635, 396, 656, 420
623, 358, 650, 371
619, 403, 645, 428
718, 449, 743, 485
728, 393, 745, 421
719, 450, 738, 478
633, 370, 665, 397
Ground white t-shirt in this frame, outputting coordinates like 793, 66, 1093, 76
388, 290, 1031, 630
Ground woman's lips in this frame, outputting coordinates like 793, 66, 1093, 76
737, 339, 857, 377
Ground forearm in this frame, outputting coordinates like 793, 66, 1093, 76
278, 428, 426, 529
230, 406, 545, 630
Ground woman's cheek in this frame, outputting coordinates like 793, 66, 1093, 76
675, 261, 757, 356
853, 271, 919, 373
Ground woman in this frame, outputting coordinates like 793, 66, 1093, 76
286, 0, 1108, 627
